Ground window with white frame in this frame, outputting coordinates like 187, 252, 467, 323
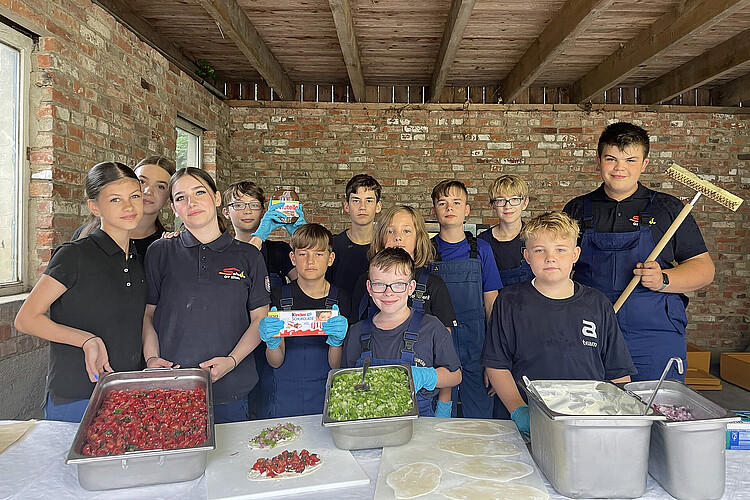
0, 24, 31, 295
175, 117, 203, 169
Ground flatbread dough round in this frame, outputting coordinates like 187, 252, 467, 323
433, 420, 514, 437
441, 479, 550, 500
437, 437, 521, 457
386, 462, 442, 499
246, 456, 323, 481
444, 456, 533, 482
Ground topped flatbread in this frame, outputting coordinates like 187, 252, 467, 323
433, 420, 514, 437
441, 479, 550, 500
437, 437, 521, 457
248, 422, 302, 449
247, 449, 322, 481
386, 462, 442, 499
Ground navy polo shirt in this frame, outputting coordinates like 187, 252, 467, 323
45, 229, 147, 403
145, 230, 270, 404
563, 183, 708, 266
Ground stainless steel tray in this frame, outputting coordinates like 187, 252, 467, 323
66, 368, 215, 491
625, 380, 740, 500
321, 364, 418, 450
524, 380, 664, 499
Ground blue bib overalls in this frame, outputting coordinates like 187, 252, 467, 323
257, 285, 340, 418
355, 309, 435, 416
574, 192, 687, 381
430, 234, 493, 418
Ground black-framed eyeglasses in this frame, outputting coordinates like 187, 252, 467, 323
491, 197, 525, 207
228, 202, 262, 211
369, 281, 410, 293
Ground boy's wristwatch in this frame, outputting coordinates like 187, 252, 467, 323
660, 272, 669, 291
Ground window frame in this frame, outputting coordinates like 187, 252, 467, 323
0, 24, 32, 296
175, 116, 203, 169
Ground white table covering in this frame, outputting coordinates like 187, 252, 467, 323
1, 420, 749, 499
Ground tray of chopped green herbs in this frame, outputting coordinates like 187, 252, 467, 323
322, 364, 418, 423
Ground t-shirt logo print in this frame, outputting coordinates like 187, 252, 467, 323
581, 319, 597, 338
218, 267, 246, 280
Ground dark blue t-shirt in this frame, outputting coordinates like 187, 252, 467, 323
434, 235, 503, 292
477, 228, 527, 272
481, 281, 636, 409
145, 230, 270, 404
342, 311, 461, 399
325, 230, 369, 297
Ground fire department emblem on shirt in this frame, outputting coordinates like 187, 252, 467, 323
219, 267, 246, 280
629, 215, 656, 226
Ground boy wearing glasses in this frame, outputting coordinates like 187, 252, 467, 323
430, 179, 503, 418
222, 181, 299, 288
342, 247, 462, 417
482, 212, 635, 439
478, 175, 534, 286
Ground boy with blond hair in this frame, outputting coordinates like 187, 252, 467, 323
482, 211, 635, 439
478, 174, 534, 286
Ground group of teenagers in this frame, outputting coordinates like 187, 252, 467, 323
14, 121, 715, 440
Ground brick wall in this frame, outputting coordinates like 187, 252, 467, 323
229, 101, 750, 350
0, 0, 229, 388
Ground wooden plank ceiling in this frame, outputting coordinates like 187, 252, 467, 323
100, 0, 750, 105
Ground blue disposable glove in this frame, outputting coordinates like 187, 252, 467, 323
259, 307, 284, 350
411, 366, 438, 392
322, 305, 348, 347
283, 206, 307, 236
252, 202, 286, 241
511, 404, 531, 442
435, 400, 452, 418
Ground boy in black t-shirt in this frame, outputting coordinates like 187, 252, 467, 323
257, 223, 351, 418
222, 181, 297, 288
478, 174, 534, 287
481, 212, 636, 440
325, 174, 382, 297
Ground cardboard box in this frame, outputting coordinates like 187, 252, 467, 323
726, 410, 750, 450
685, 367, 722, 390
268, 308, 338, 337
720, 352, 750, 391
686, 342, 711, 373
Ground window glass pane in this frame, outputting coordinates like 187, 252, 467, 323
0, 41, 20, 284
176, 125, 201, 169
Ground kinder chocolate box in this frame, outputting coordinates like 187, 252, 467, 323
269, 309, 338, 337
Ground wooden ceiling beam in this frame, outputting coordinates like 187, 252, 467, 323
428, 0, 476, 103
328, 0, 366, 102
639, 29, 750, 104
569, 0, 750, 104
711, 71, 750, 106
91, 0, 225, 97
197, 0, 296, 100
500, 0, 616, 104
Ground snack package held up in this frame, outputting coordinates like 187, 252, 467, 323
268, 308, 338, 337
